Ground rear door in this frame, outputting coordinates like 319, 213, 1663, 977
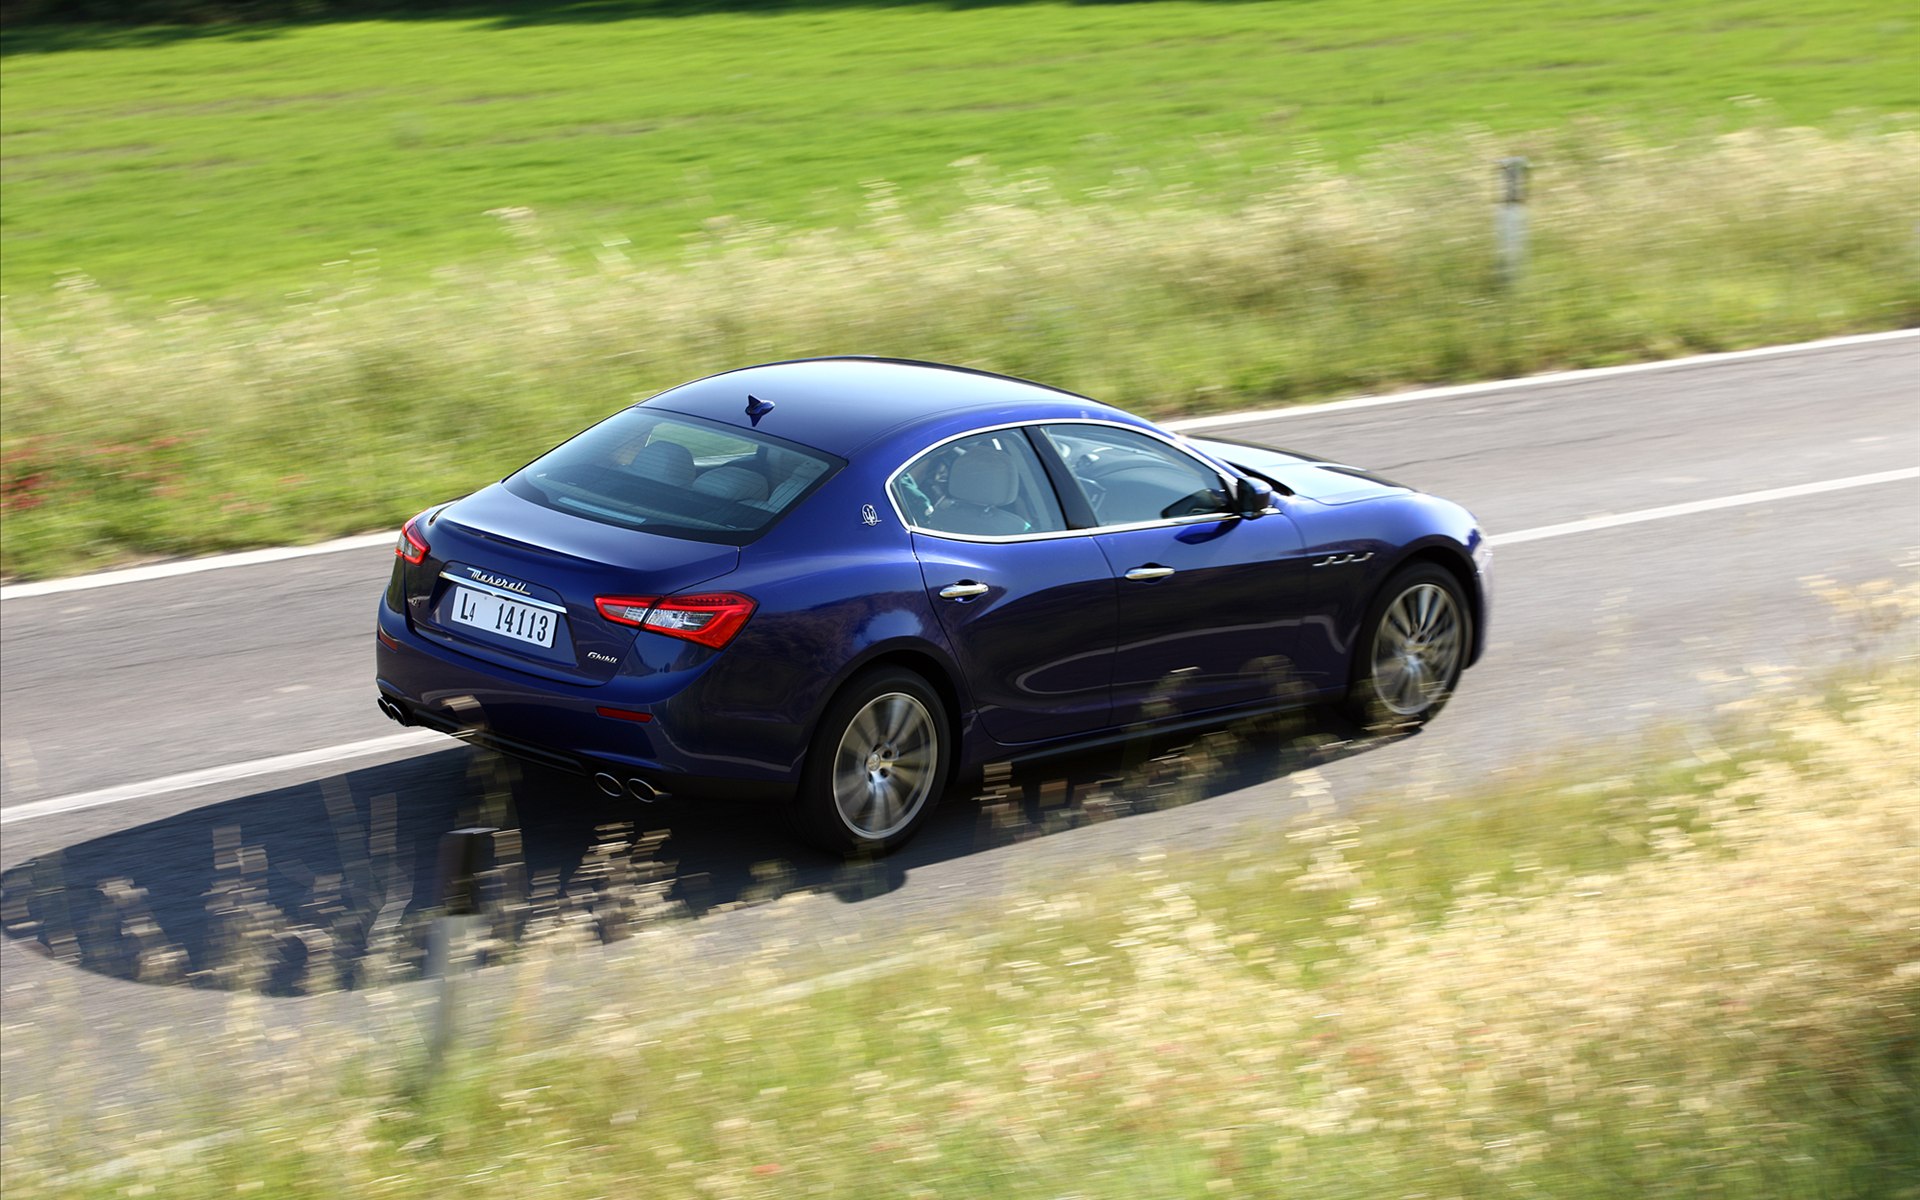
893, 428, 1118, 743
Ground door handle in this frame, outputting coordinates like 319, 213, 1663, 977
1124, 566, 1176, 581
938, 582, 991, 600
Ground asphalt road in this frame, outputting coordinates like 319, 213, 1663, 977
3, 334, 1916, 1123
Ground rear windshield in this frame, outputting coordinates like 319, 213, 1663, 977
505, 407, 842, 545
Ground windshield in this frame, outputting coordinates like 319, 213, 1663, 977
505, 407, 842, 545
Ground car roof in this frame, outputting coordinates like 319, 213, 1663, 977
637, 357, 1135, 457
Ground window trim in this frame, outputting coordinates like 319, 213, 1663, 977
885, 418, 1249, 544
886, 425, 1069, 541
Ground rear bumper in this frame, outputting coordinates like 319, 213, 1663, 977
375, 603, 803, 800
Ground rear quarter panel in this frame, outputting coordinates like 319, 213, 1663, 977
677, 465, 967, 776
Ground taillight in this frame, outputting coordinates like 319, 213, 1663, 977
644, 593, 758, 648
594, 592, 757, 649
395, 514, 430, 565
595, 596, 659, 626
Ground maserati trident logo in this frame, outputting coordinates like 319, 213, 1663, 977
468, 569, 530, 594
861, 503, 881, 527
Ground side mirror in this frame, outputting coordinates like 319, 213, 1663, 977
1235, 476, 1275, 518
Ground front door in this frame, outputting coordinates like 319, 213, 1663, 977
1034, 422, 1314, 723
1093, 517, 1311, 722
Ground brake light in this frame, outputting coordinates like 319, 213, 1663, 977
646, 592, 757, 648
395, 514, 430, 565
595, 596, 659, 626
595, 592, 757, 649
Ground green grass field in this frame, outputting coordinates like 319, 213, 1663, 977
3, 0, 1916, 303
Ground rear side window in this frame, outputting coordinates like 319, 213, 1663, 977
506, 408, 841, 545
891, 429, 1068, 539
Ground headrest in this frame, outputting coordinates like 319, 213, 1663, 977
633, 440, 696, 487
946, 448, 1019, 507
691, 465, 769, 502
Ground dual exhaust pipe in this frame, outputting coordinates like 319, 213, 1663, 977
595, 772, 667, 804
379, 696, 665, 804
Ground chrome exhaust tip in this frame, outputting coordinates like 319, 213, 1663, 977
592, 772, 623, 797
377, 696, 410, 726
626, 777, 666, 804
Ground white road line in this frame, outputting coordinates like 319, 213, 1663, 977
1162, 327, 1918, 432
4, 328, 1913, 603
0, 731, 441, 827
1486, 467, 1919, 547
0, 532, 396, 601
4, 463, 1916, 827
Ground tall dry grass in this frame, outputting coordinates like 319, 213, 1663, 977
3, 123, 1918, 578
5, 655, 1916, 1198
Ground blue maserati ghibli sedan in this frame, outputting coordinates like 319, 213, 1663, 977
375, 358, 1489, 853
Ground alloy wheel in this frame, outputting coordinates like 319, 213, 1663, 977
830, 691, 939, 840
1370, 581, 1465, 717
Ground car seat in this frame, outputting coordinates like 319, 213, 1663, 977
931, 448, 1030, 536
632, 440, 697, 487
691, 465, 770, 503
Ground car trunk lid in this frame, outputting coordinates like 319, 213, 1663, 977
402, 484, 740, 684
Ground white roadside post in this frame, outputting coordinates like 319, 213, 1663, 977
1497, 156, 1530, 288
425, 827, 498, 1081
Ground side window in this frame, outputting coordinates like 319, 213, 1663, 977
1037, 424, 1232, 527
891, 430, 1068, 538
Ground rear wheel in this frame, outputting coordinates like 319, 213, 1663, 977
795, 667, 950, 856
1346, 564, 1470, 729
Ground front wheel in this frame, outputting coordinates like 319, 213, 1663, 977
795, 667, 950, 856
1346, 564, 1471, 729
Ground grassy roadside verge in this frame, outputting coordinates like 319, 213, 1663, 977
4, 123, 1917, 580
5, 661, 1916, 1198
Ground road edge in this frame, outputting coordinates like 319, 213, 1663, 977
5, 327, 1913, 602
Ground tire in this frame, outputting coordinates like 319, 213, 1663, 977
794, 667, 951, 856
1345, 563, 1471, 730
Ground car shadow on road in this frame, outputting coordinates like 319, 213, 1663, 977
0, 708, 1405, 996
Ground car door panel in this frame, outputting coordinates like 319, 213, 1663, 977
1033, 420, 1325, 722
911, 533, 1117, 743
1094, 514, 1317, 722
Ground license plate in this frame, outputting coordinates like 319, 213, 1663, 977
449, 587, 559, 648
